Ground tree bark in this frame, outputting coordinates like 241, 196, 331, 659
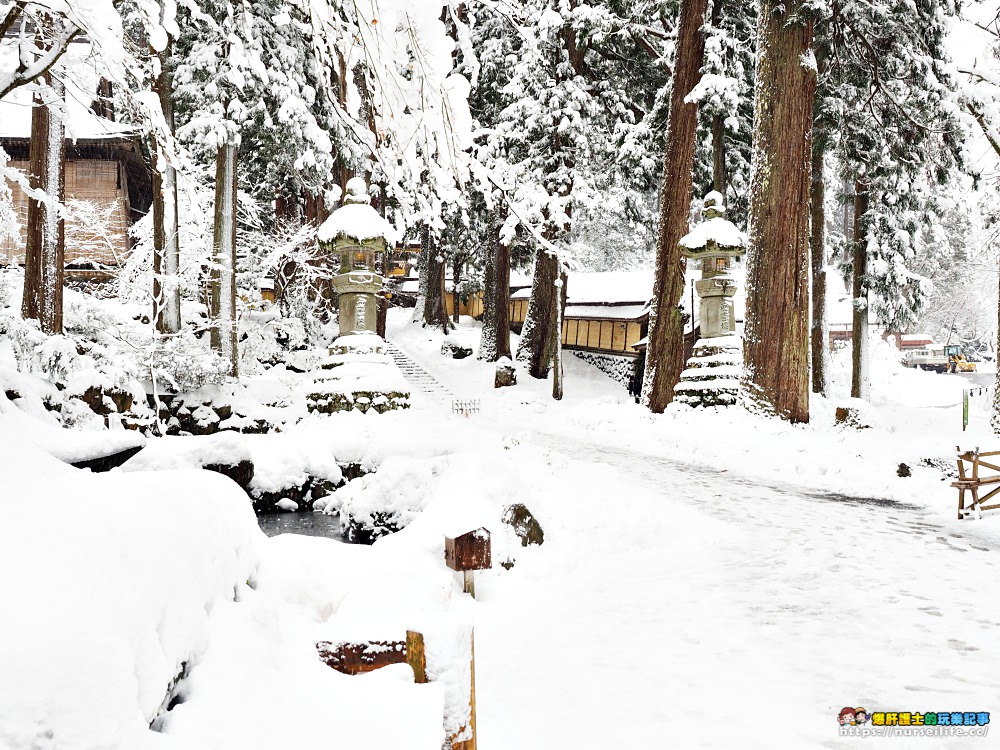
516, 249, 566, 379
710, 0, 727, 198
451, 254, 461, 324
151, 37, 181, 334
810, 58, 829, 397
641, 0, 708, 413
22, 73, 65, 334
478, 205, 512, 362
422, 225, 450, 332
211, 139, 239, 377
552, 277, 564, 399
742, 0, 816, 423
992, 250, 1000, 434
851, 178, 870, 400
809, 135, 828, 395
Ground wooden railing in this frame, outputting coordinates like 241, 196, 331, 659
952, 447, 1000, 519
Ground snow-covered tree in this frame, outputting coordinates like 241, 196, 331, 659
817, 0, 964, 401
741, 0, 817, 423
641, 0, 708, 413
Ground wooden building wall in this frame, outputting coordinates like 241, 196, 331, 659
510, 297, 644, 355
1, 159, 130, 266
562, 318, 643, 354
447, 292, 484, 319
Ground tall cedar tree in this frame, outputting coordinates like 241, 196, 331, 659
478, 202, 512, 361
641, 0, 708, 413
150, 18, 181, 334
22, 71, 66, 334
742, 0, 816, 422
809, 46, 830, 395
818, 1, 961, 400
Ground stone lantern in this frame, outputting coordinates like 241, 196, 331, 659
317, 178, 398, 335
679, 191, 746, 339
673, 191, 748, 407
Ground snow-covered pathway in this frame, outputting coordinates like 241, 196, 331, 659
476, 428, 1000, 748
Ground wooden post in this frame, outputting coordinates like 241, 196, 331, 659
449, 629, 477, 750
445, 529, 492, 600
406, 630, 427, 684
463, 570, 475, 598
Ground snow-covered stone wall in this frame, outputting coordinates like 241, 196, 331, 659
571, 350, 637, 390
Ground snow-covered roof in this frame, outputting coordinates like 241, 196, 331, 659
393, 279, 420, 294
901, 333, 933, 343
564, 304, 648, 321
512, 270, 653, 305
510, 271, 533, 289
0, 69, 134, 142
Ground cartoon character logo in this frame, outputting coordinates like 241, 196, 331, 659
855, 708, 869, 725
839, 707, 857, 726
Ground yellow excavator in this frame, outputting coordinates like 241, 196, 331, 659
944, 345, 977, 373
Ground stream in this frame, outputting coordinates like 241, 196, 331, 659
257, 511, 351, 541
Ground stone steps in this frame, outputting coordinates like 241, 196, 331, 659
383, 342, 453, 398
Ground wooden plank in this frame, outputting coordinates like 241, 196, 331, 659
975, 459, 1000, 474
587, 319, 601, 349
980, 485, 1000, 505
599, 320, 613, 350
566, 319, 578, 346
951, 477, 1000, 488
316, 639, 408, 675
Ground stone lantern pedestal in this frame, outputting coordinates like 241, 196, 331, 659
673, 192, 748, 408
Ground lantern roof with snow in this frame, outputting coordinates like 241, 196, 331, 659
679, 192, 748, 259
317, 178, 401, 246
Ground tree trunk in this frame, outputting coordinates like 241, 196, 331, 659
552, 276, 564, 400
151, 39, 181, 334
810, 107, 829, 395
710, 0, 727, 198
851, 178, 870, 400
22, 73, 65, 334
478, 205, 512, 362
712, 115, 727, 197
992, 251, 1000, 433
516, 249, 566, 379
412, 225, 429, 324
641, 0, 708, 413
422, 226, 450, 332
452, 255, 461, 325
742, 0, 816, 423
211, 139, 239, 377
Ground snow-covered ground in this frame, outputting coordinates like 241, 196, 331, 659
4, 307, 1000, 749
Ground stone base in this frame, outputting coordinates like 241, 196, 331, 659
307, 388, 410, 415
307, 334, 410, 415
673, 336, 742, 408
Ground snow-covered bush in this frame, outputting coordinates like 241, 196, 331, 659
331, 455, 443, 543
148, 331, 229, 394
